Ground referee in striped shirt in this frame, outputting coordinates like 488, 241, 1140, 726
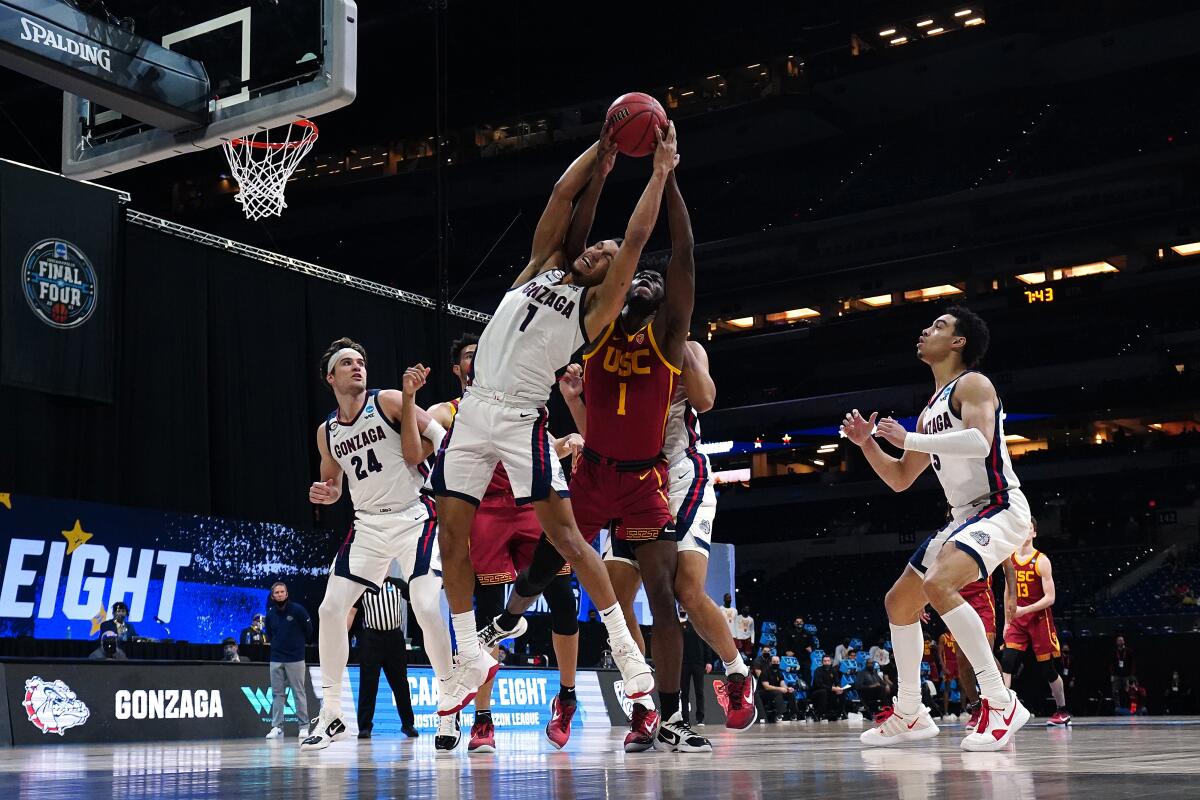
351, 574, 418, 738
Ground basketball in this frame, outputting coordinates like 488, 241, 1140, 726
606, 92, 668, 157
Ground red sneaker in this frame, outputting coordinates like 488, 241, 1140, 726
468, 716, 496, 753
1046, 709, 1072, 727
545, 696, 576, 749
965, 702, 982, 731
715, 671, 758, 730
623, 704, 660, 753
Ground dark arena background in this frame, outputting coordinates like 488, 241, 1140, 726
0, 1, 1197, 798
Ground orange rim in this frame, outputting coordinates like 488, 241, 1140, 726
229, 119, 319, 150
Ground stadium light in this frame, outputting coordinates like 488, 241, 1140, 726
964, 17, 985, 26
903, 284, 963, 301
917, 19, 934, 27
954, 9, 973, 17
817, 444, 839, 453
1170, 241, 1200, 256
879, 28, 897, 36
927, 27, 946, 35
1004, 434, 1030, 443
1059, 261, 1118, 278
1016, 272, 1046, 284
766, 308, 820, 322
891, 36, 909, 45
726, 317, 755, 328
859, 294, 893, 307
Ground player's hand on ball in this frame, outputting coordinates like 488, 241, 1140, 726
597, 130, 618, 178
876, 417, 909, 448
402, 364, 430, 395
559, 363, 584, 400
653, 121, 679, 172
309, 478, 339, 505
840, 410, 877, 446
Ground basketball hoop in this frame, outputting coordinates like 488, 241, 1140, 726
222, 120, 319, 220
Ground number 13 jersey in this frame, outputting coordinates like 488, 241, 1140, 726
326, 390, 427, 514
471, 269, 589, 406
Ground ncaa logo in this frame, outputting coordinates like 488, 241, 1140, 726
22, 676, 90, 735
22, 238, 98, 329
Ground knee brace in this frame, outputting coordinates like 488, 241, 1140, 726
515, 535, 567, 597
474, 581, 506, 627
542, 573, 579, 636
1038, 657, 1060, 684
1000, 647, 1023, 675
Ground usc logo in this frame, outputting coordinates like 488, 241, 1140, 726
602, 347, 651, 377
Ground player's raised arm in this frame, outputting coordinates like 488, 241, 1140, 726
681, 341, 715, 412
511, 140, 601, 288
559, 362, 587, 435
657, 168, 696, 365
564, 132, 618, 262
878, 373, 997, 459
309, 423, 343, 505
841, 410, 931, 492
583, 123, 678, 341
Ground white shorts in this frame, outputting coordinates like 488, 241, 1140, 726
908, 489, 1031, 580
602, 451, 716, 569
333, 497, 441, 591
428, 392, 569, 505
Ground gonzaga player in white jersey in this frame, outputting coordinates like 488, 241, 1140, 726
428, 125, 680, 720
303, 338, 454, 751
842, 306, 1033, 752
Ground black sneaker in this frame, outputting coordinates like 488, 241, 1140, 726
300, 707, 349, 751
656, 710, 712, 753
435, 712, 462, 752
479, 615, 528, 650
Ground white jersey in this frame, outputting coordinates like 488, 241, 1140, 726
326, 389, 427, 514
921, 371, 1021, 511
663, 381, 703, 464
471, 268, 589, 406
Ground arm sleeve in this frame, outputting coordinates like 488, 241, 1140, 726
421, 418, 447, 453
903, 427, 990, 458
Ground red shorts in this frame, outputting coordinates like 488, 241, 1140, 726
942, 652, 959, 680
1004, 609, 1061, 660
960, 582, 997, 635
469, 501, 569, 585
570, 458, 673, 544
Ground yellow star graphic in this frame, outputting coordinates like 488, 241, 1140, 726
0, 493, 10, 510
61, 519, 93, 555
91, 605, 107, 637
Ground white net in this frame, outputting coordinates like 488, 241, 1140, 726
221, 121, 318, 220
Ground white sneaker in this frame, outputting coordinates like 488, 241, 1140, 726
298, 725, 309, 739
860, 703, 940, 747
655, 711, 712, 753
609, 637, 654, 699
300, 707, 349, 751
265, 726, 283, 739
961, 693, 1030, 752
438, 650, 499, 716
479, 614, 528, 650
435, 712, 462, 752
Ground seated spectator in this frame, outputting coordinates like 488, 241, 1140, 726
89, 631, 127, 661
222, 638, 243, 663
868, 636, 891, 669
1115, 677, 1149, 716
757, 655, 797, 723
810, 654, 847, 721
854, 660, 888, 717
1164, 670, 1192, 715
98, 602, 138, 642
833, 637, 851, 666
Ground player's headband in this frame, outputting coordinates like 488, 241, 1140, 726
327, 347, 362, 376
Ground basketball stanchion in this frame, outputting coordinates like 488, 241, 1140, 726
222, 120, 319, 220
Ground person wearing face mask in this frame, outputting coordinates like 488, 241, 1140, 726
99, 601, 138, 642
241, 614, 268, 647
89, 630, 127, 660
264, 581, 313, 741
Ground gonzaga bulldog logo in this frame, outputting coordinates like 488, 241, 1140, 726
22, 676, 90, 735
22, 239, 98, 329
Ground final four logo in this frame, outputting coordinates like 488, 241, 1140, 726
22, 239, 98, 329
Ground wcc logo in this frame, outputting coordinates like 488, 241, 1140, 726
242, 686, 300, 722
22, 676, 90, 735
22, 239, 98, 329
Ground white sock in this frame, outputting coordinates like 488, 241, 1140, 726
634, 695, 655, 710
890, 621, 924, 716
723, 657, 749, 677
941, 603, 1010, 705
452, 611, 481, 659
600, 603, 632, 643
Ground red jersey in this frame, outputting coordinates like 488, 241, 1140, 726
1011, 550, 1046, 607
450, 397, 514, 504
959, 578, 991, 600
580, 319, 680, 461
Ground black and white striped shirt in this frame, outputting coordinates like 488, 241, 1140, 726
357, 579, 407, 631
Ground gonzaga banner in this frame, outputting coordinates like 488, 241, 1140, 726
0, 159, 122, 402
0, 493, 333, 642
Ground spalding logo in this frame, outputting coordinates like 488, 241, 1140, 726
22, 676, 90, 735
613, 679, 634, 720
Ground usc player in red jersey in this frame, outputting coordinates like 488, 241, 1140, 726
428, 333, 585, 752
1001, 518, 1071, 725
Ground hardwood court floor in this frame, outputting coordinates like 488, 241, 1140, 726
1, 716, 1196, 799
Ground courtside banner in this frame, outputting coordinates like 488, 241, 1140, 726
0, 160, 121, 401
0, 493, 333, 643
2, 660, 318, 745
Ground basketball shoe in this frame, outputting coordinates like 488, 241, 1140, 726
860, 704, 940, 747
960, 692, 1030, 751
264, 726, 283, 739
1046, 709, 1072, 726
435, 712, 462, 752
545, 695, 576, 749
964, 701, 982, 730
656, 711, 712, 753
610, 637, 655, 698
468, 714, 495, 753
438, 650, 499, 716
624, 704, 660, 753
715, 671, 757, 730
480, 614, 528, 650
300, 707, 349, 751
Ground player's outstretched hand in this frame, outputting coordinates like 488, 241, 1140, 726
653, 121, 679, 172
402, 364, 430, 395
597, 129, 618, 178
559, 363, 584, 401
839, 409, 877, 446
875, 416, 909, 448
309, 478, 340, 505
